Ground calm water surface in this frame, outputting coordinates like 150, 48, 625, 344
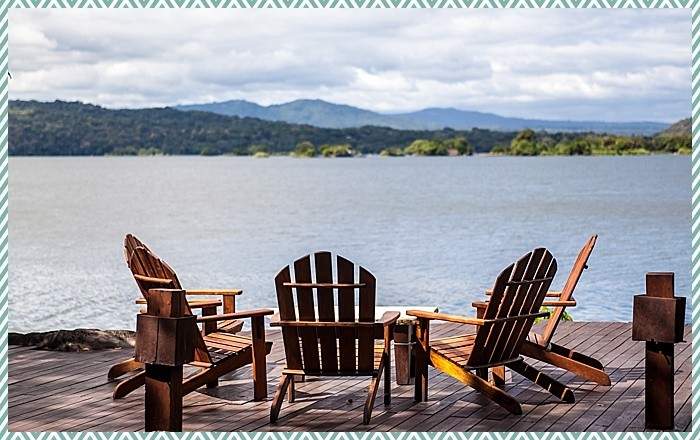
9, 155, 692, 332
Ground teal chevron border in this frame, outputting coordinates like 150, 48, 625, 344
1, 2, 697, 438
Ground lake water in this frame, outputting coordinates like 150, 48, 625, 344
8, 155, 692, 332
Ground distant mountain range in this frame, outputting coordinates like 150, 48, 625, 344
176, 99, 669, 136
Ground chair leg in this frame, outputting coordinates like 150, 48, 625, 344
288, 375, 296, 403
108, 358, 144, 380
414, 350, 428, 402
430, 351, 522, 415
509, 359, 575, 403
250, 315, 268, 401
521, 340, 610, 386
492, 366, 506, 389
384, 347, 391, 405
112, 370, 146, 399
270, 374, 292, 423
364, 353, 386, 425
462, 367, 522, 415
414, 320, 429, 402
548, 341, 606, 370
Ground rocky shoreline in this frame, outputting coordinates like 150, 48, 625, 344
9, 329, 135, 352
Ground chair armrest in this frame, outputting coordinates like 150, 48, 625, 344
406, 310, 485, 326
196, 308, 274, 323
185, 289, 242, 296
542, 300, 576, 307
269, 320, 378, 328
408, 309, 548, 325
269, 312, 400, 327
379, 311, 400, 326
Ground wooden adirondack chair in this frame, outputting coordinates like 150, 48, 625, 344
474, 236, 609, 385
516, 235, 610, 385
408, 248, 574, 415
107, 236, 273, 400
122, 234, 244, 334
269, 251, 400, 425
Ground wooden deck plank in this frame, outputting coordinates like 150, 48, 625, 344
8, 322, 692, 432
442, 321, 608, 432
538, 324, 646, 431
506, 322, 634, 431
586, 327, 693, 432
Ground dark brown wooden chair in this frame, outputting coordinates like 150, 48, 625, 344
477, 235, 610, 386
408, 248, 574, 415
269, 251, 399, 425
107, 236, 273, 400
122, 234, 245, 334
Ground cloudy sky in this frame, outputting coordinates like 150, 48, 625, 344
10, 9, 692, 122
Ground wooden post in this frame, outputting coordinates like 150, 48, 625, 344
135, 288, 196, 432
632, 272, 686, 430
144, 364, 184, 431
645, 340, 674, 430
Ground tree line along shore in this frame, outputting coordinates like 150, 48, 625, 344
9, 100, 691, 157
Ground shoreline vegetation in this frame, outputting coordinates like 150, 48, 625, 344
10, 100, 691, 157
107, 130, 691, 158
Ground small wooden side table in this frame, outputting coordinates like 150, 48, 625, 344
376, 306, 438, 385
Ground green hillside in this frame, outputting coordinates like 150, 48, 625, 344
9, 100, 513, 156
657, 117, 691, 137
9, 100, 691, 157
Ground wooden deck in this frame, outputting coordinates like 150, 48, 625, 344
8, 322, 692, 432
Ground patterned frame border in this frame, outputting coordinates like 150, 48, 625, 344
0, 4, 696, 437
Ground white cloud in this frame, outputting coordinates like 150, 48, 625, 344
9, 8, 692, 122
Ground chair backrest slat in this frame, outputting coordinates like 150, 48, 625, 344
337, 255, 357, 372
540, 235, 597, 346
124, 234, 152, 266
293, 255, 321, 373
314, 252, 338, 373
274, 252, 378, 375
275, 266, 303, 370
467, 248, 557, 368
357, 267, 377, 372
